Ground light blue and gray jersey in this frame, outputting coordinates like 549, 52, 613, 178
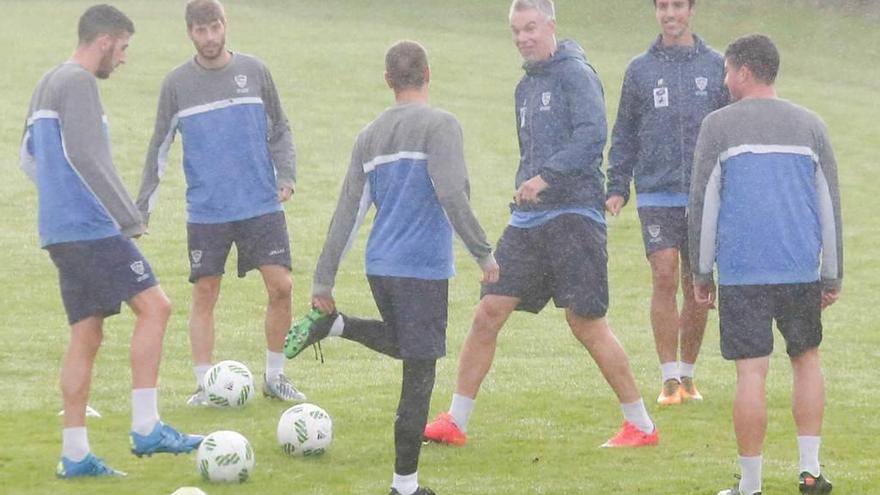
689, 98, 843, 289
136, 52, 295, 224
21, 62, 144, 247
312, 103, 495, 296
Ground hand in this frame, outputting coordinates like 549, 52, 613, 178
514, 175, 549, 205
311, 294, 336, 314
693, 281, 716, 308
278, 185, 295, 202
605, 195, 625, 216
821, 288, 840, 310
481, 259, 500, 285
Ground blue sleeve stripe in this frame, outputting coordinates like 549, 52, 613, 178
720, 144, 818, 163
698, 161, 722, 276
815, 166, 838, 280
362, 151, 428, 173
177, 96, 264, 119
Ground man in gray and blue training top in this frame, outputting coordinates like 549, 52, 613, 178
689, 34, 842, 495
283, 40, 498, 495
136, 0, 305, 405
606, 0, 728, 406
21, 4, 202, 479
424, 0, 658, 450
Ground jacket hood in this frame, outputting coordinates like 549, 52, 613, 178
649, 33, 709, 63
523, 39, 588, 75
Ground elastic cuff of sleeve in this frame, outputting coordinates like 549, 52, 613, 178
693, 273, 714, 285
477, 252, 497, 271
821, 279, 842, 291
122, 224, 145, 239
311, 282, 333, 298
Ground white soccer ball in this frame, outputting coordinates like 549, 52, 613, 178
277, 403, 333, 457
197, 430, 255, 483
204, 360, 254, 408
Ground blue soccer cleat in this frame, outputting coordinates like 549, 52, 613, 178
56, 453, 126, 478
130, 421, 203, 457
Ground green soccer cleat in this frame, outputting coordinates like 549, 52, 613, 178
284, 308, 336, 359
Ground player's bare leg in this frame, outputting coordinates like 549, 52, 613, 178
649, 248, 683, 404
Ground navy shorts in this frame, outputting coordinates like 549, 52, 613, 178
187, 211, 291, 283
369, 276, 449, 360
718, 282, 823, 360
47, 235, 158, 325
482, 214, 608, 318
637, 207, 688, 257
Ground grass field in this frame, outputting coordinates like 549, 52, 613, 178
1, 1, 878, 493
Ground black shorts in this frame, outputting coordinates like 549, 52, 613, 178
481, 214, 608, 318
637, 207, 688, 257
718, 282, 823, 360
47, 236, 158, 325
187, 211, 291, 283
368, 276, 449, 360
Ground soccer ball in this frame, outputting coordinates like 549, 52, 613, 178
197, 430, 255, 483
204, 360, 254, 408
277, 403, 333, 457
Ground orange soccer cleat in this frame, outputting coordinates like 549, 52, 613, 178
601, 421, 660, 448
423, 412, 467, 446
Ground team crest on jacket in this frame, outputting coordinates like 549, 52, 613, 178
695, 76, 708, 95
234, 74, 249, 94
541, 91, 552, 108
130, 261, 145, 276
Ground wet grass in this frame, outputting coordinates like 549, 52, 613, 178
0, 1, 877, 493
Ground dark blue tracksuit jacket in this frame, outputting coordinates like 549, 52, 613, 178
607, 35, 728, 207
512, 39, 607, 219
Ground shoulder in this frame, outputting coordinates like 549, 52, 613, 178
234, 53, 270, 72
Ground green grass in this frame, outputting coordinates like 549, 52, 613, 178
1, 1, 878, 493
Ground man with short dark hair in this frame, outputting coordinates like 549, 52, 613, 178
424, 0, 658, 449
136, 0, 305, 405
20, 4, 202, 479
606, 0, 727, 405
283, 40, 498, 495
689, 33, 841, 495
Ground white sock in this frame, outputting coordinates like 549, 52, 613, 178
449, 393, 475, 433
266, 350, 286, 378
679, 361, 695, 379
328, 314, 345, 337
738, 455, 763, 494
391, 471, 418, 495
661, 361, 680, 383
62, 427, 90, 461
621, 399, 654, 434
131, 388, 160, 436
194, 364, 212, 388
798, 436, 821, 476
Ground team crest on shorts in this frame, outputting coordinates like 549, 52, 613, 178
130, 261, 145, 276
648, 224, 662, 240
191, 250, 203, 264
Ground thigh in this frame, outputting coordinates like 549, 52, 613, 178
718, 284, 775, 360
638, 207, 688, 258
48, 236, 158, 325
774, 282, 823, 357
234, 211, 292, 278
187, 221, 234, 282
481, 225, 552, 314
544, 215, 609, 318
368, 276, 448, 360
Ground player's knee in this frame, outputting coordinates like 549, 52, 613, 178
652, 267, 678, 293
265, 277, 292, 304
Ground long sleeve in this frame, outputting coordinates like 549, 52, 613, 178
136, 77, 178, 225
814, 121, 843, 290
262, 65, 296, 189
540, 68, 607, 187
312, 138, 370, 296
606, 66, 639, 203
426, 114, 494, 269
688, 114, 722, 284
61, 72, 143, 238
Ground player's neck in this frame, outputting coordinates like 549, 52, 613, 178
196, 50, 232, 70
70, 47, 100, 77
741, 85, 777, 100
661, 31, 695, 48
395, 87, 429, 105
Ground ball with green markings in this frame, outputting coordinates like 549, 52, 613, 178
277, 403, 333, 457
197, 430, 255, 483
204, 360, 255, 408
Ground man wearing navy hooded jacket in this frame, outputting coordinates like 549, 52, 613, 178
425, 0, 658, 450
606, 0, 728, 406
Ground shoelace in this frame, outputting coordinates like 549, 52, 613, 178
312, 341, 324, 363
